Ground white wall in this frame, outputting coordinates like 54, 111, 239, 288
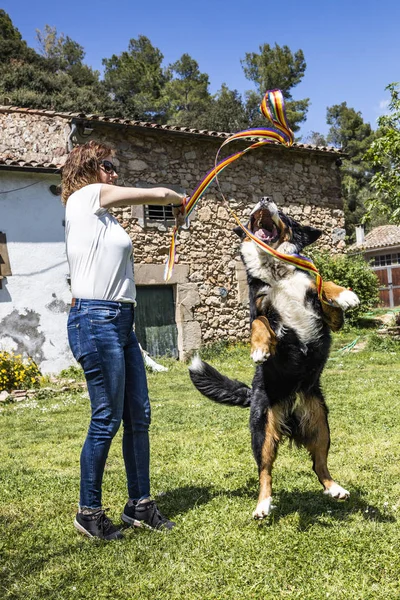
0, 171, 74, 373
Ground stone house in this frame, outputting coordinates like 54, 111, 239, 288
0, 104, 345, 370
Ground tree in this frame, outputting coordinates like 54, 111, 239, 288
0, 12, 109, 113
162, 54, 212, 126
0, 9, 39, 63
302, 131, 328, 147
36, 25, 104, 88
200, 84, 248, 132
102, 35, 168, 121
365, 83, 400, 223
36, 24, 66, 60
241, 43, 309, 132
326, 102, 377, 238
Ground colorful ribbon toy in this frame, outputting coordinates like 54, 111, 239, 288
164, 88, 323, 300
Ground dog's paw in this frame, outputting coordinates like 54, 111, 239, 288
251, 348, 270, 363
324, 483, 350, 500
253, 497, 275, 519
333, 290, 360, 311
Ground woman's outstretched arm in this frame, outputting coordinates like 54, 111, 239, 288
100, 184, 185, 209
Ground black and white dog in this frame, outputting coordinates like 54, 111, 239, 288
190, 198, 359, 519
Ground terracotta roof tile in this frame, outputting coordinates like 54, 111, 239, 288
0, 105, 343, 154
0, 156, 61, 171
350, 225, 400, 251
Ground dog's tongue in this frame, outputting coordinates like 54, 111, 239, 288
255, 227, 276, 241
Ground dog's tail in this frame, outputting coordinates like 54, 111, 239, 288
189, 356, 251, 407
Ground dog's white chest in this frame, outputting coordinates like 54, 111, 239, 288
241, 240, 322, 344
240, 241, 293, 283
270, 272, 320, 344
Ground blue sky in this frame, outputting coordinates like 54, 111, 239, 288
3, 0, 399, 139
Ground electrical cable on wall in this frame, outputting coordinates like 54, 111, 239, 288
0, 181, 43, 195
0, 169, 62, 195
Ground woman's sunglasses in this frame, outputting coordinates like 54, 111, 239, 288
100, 159, 118, 174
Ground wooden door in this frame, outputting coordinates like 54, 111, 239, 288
135, 285, 178, 358
392, 266, 400, 307
373, 266, 400, 307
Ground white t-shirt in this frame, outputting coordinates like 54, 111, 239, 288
65, 183, 136, 303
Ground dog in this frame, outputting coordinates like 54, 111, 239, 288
189, 198, 360, 519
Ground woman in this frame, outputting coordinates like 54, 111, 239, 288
62, 140, 185, 540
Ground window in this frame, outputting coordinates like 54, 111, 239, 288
131, 182, 185, 230
144, 204, 175, 228
372, 253, 400, 267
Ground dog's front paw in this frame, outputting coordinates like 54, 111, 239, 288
333, 290, 360, 311
251, 348, 270, 363
250, 317, 276, 364
253, 497, 275, 519
324, 483, 350, 500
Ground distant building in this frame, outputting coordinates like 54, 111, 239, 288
351, 225, 400, 307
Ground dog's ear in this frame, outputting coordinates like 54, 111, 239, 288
233, 226, 246, 239
302, 225, 322, 246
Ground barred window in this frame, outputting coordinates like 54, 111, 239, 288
144, 204, 174, 228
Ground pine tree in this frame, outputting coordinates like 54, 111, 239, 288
241, 43, 309, 132
102, 35, 168, 121
326, 102, 378, 238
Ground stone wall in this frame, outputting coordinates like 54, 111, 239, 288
0, 111, 68, 163
0, 108, 345, 356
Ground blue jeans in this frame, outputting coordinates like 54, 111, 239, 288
67, 299, 151, 509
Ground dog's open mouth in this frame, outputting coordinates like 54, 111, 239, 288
250, 208, 279, 244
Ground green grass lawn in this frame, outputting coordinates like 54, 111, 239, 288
1, 331, 400, 599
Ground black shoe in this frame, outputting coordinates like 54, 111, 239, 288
74, 509, 123, 540
122, 500, 175, 531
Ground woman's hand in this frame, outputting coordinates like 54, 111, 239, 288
172, 195, 189, 228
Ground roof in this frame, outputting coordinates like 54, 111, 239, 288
350, 225, 400, 252
0, 156, 61, 173
0, 105, 342, 156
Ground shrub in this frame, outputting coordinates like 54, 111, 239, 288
199, 339, 231, 361
308, 251, 380, 324
58, 364, 84, 380
0, 351, 41, 392
367, 332, 400, 352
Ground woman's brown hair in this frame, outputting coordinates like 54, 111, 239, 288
61, 140, 115, 205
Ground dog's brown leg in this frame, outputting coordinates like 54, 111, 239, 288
307, 279, 360, 331
252, 405, 282, 518
322, 281, 351, 304
308, 280, 346, 332
298, 394, 349, 500
321, 281, 360, 330
250, 316, 277, 363
320, 301, 344, 332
